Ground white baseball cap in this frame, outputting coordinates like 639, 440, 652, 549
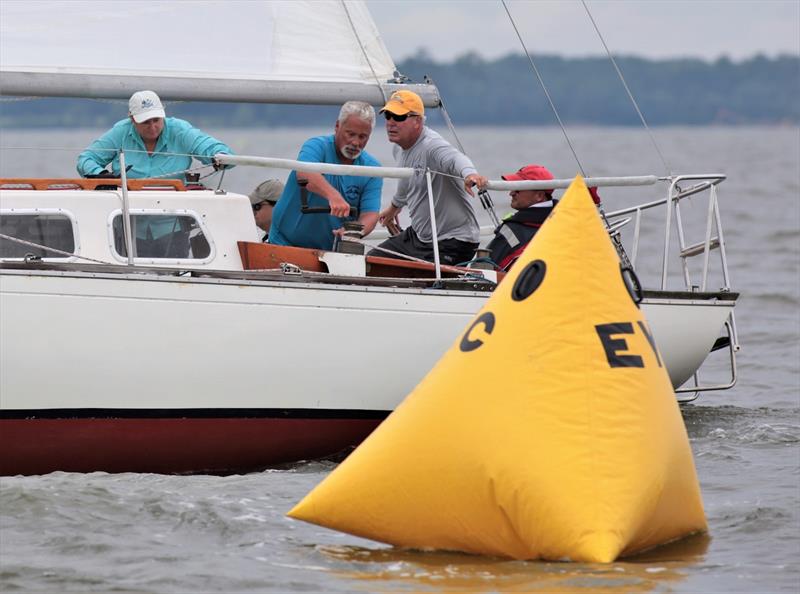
128, 90, 166, 123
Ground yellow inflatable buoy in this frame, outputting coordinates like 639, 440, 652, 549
288, 175, 706, 563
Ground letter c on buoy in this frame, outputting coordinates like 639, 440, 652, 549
459, 312, 496, 352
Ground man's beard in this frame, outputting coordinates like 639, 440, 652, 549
341, 145, 362, 160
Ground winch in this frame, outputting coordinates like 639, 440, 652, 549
334, 221, 365, 255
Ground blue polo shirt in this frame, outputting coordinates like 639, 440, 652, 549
269, 134, 382, 250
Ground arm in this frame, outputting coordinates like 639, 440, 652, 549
297, 171, 350, 217
430, 143, 486, 196
355, 174, 383, 237
378, 174, 408, 235
76, 126, 121, 177
358, 211, 380, 237
294, 137, 351, 217
173, 119, 235, 168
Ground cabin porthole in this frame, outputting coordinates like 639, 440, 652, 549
511, 260, 546, 302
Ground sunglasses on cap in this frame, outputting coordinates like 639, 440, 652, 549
383, 112, 418, 122
252, 201, 275, 212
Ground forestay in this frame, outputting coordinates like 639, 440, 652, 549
0, 0, 439, 105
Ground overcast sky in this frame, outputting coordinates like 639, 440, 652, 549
368, 0, 800, 62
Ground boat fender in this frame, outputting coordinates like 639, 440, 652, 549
288, 175, 706, 563
621, 265, 643, 305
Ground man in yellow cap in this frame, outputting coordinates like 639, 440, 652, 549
369, 90, 488, 266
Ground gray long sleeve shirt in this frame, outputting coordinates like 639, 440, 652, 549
391, 127, 480, 243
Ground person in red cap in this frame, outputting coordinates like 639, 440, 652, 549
485, 164, 559, 271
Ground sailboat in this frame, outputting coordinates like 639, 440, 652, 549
0, 1, 738, 475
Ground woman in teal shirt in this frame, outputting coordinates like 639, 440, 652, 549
77, 90, 233, 182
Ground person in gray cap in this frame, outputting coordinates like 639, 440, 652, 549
249, 179, 285, 241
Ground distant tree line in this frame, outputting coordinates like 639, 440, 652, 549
403, 51, 799, 126
1, 53, 797, 128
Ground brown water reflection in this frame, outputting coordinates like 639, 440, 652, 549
318, 533, 710, 592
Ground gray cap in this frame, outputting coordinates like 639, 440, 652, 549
248, 179, 285, 205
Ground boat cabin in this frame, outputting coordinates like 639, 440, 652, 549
0, 178, 501, 286
0, 179, 259, 270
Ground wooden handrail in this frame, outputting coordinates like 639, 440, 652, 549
0, 178, 186, 191
237, 241, 505, 282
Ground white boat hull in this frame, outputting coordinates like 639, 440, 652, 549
0, 269, 734, 409
0, 268, 735, 474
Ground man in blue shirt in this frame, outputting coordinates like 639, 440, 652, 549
77, 90, 233, 182
269, 101, 382, 250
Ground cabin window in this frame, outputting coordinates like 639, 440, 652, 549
0, 213, 75, 258
111, 213, 211, 260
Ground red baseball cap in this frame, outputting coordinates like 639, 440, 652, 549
502, 164, 555, 196
500, 165, 555, 181
501, 164, 554, 183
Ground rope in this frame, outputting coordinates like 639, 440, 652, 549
0, 145, 212, 160
0, 233, 114, 264
351, 237, 434, 264
0, 145, 223, 181
501, 0, 586, 176
345, 237, 495, 281
271, 264, 491, 285
0, 96, 43, 103
580, 0, 672, 176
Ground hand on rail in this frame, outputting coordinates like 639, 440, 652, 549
464, 173, 488, 197
212, 153, 232, 171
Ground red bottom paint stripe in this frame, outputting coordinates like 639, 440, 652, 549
0, 417, 383, 475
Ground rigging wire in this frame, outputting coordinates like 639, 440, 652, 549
502, 0, 642, 268
341, 0, 389, 103
580, 0, 673, 177
501, 0, 586, 177
0, 233, 114, 265
0, 145, 224, 182
343, 0, 499, 226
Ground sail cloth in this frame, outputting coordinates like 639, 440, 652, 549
0, 0, 438, 106
288, 175, 707, 563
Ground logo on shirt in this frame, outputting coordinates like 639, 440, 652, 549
344, 185, 362, 204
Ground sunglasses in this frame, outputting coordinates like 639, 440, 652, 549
252, 201, 275, 212
383, 112, 418, 122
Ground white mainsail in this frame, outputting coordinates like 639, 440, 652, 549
0, 0, 439, 105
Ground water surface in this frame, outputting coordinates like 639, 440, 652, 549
1, 125, 798, 592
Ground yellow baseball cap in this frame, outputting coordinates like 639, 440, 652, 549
380, 90, 424, 116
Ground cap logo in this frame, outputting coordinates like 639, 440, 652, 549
140, 98, 155, 109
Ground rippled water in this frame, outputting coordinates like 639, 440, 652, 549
1, 125, 799, 592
